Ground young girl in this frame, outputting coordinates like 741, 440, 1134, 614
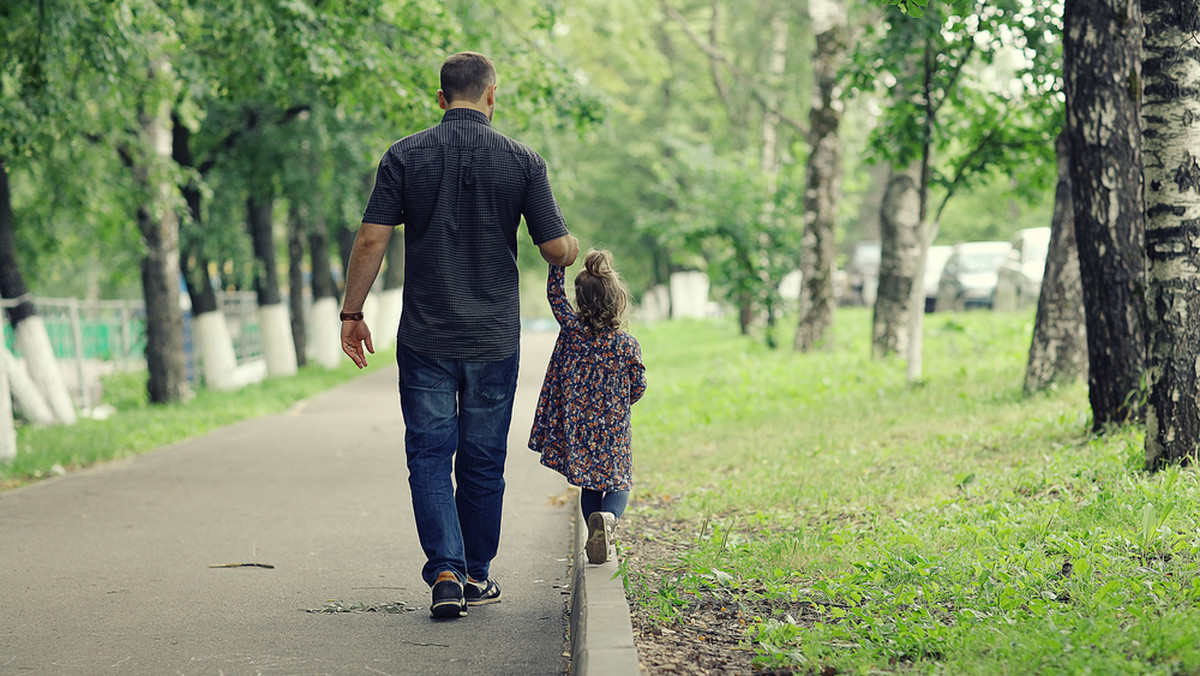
529, 250, 646, 564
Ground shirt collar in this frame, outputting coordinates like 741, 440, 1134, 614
440, 108, 492, 127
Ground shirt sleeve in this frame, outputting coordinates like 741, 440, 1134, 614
522, 157, 569, 245
547, 265, 580, 329
361, 150, 405, 226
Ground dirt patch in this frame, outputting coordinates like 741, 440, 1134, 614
620, 510, 807, 676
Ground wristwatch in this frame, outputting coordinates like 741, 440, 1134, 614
339, 311, 364, 321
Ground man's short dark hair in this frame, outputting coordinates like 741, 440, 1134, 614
440, 52, 496, 104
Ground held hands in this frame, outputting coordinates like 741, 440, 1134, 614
341, 319, 375, 369
562, 234, 580, 267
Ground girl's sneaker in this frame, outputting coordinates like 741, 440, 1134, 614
585, 511, 618, 564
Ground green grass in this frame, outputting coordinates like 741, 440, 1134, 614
627, 308, 1200, 675
1, 358, 380, 490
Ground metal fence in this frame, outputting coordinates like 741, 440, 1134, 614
2, 292, 262, 408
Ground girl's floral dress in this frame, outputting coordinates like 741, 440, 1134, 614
529, 265, 646, 491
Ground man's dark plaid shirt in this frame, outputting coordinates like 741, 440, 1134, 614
362, 108, 569, 361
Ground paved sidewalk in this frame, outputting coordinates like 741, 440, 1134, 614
0, 331, 637, 675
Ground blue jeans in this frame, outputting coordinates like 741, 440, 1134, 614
397, 344, 519, 587
581, 488, 629, 520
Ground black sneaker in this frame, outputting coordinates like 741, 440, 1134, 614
464, 578, 502, 606
430, 571, 467, 619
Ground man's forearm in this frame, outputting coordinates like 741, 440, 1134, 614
341, 223, 394, 311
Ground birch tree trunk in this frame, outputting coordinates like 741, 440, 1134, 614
1143, 0, 1200, 469
0, 340, 13, 462
133, 53, 188, 405
175, 119, 240, 391
903, 219, 937, 381
374, 230, 405, 353
1063, 0, 1147, 430
287, 203, 308, 368
0, 160, 77, 423
759, 10, 788, 347
248, 194, 298, 378
308, 216, 341, 368
1025, 133, 1088, 394
873, 162, 922, 358
795, 0, 847, 352
4, 347, 55, 425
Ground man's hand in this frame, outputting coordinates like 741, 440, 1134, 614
341, 319, 375, 369
538, 234, 580, 267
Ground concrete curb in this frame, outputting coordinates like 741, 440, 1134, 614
570, 508, 641, 675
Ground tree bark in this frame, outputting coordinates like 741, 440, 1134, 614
248, 194, 283, 307
1143, 0, 1200, 468
171, 115, 219, 316
248, 193, 298, 378
287, 203, 308, 368
1025, 133, 1088, 394
0, 340, 13, 462
795, 0, 847, 352
308, 214, 341, 368
134, 96, 189, 404
1063, 0, 1147, 430
873, 162, 922, 358
0, 160, 77, 423
372, 229, 405, 353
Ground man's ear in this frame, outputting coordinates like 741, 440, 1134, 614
437, 90, 448, 110
485, 84, 496, 107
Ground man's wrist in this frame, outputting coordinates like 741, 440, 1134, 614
339, 311, 364, 322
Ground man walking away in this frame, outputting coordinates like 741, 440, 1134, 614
339, 51, 580, 619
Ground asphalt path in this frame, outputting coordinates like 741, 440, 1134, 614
0, 331, 577, 675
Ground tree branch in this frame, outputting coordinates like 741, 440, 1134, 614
707, 0, 734, 115
933, 105, 1010, 224
928, 0, 984, 117
660, 0, 807, 135
196, 104, 310, 175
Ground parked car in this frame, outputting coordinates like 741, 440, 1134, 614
923, 245, 954, 312
935, 241, 1013, 311
993, 226, 1051, 311
844, 241, 881, 306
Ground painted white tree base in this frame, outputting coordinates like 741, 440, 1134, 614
374, 288, 403, 352
669, 271, 711, 319
258, 303, 298, 378
2, 347, 55, 425
15, 317, 76, 424
0, 344, 16, 462
309, 297, 342, 368
194, 311, 241, 391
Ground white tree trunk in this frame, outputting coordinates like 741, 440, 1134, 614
3, 347, 55, 425
874, 163, 922, 358
193, 310, 240, 391
669, 272, 710, 318
373, 288, 403, 353
15, 316, 76, 424
258, 303, 298, 378
362, 293, 381, 334
905, 221, 939, 382
795, 0, 847, 352
0, 342, 16, 462
309, 296, 342, 368
1143, 0, 1200, 469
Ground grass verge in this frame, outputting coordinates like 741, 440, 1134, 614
626, 308, 1200, 675
1, 358, 379, 491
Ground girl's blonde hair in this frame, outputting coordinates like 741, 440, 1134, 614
574, 249, 631, 333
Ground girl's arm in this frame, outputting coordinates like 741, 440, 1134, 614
547, 264, 579, 328
628, 341, 646, 404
